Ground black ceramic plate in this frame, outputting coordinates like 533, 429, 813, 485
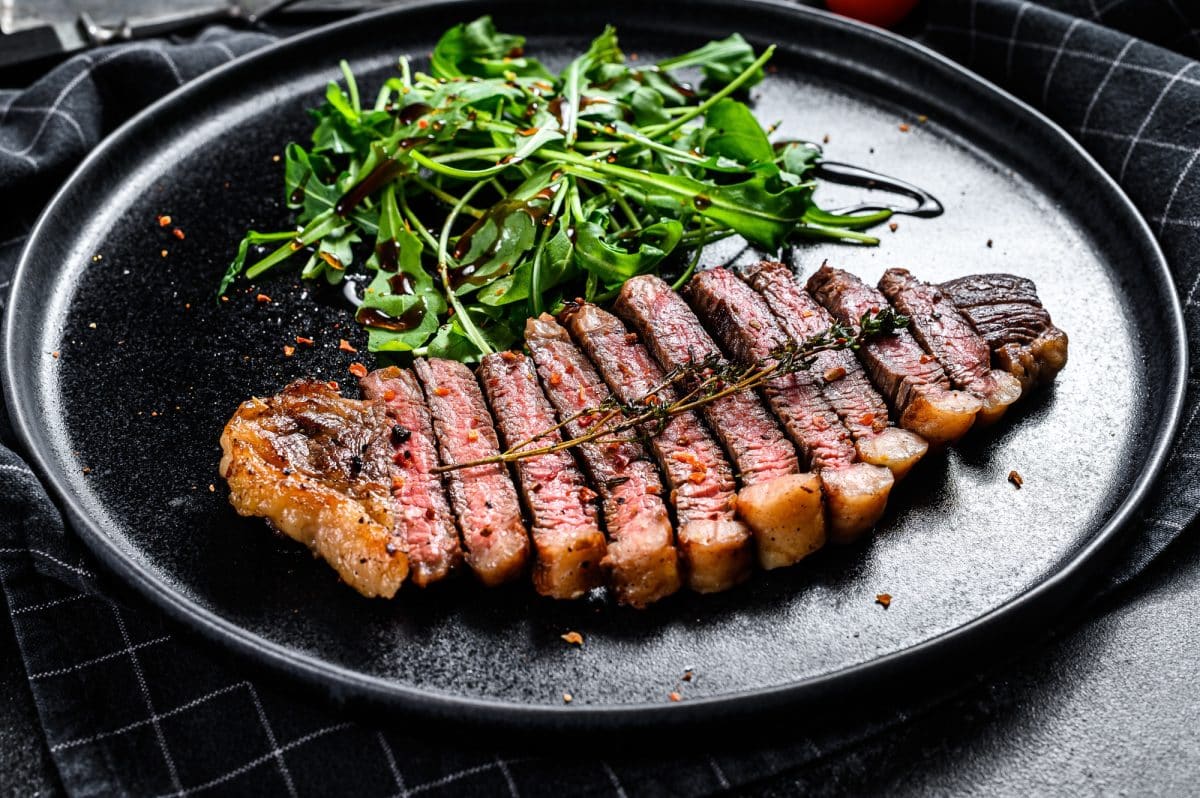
3, 0, 1186, 731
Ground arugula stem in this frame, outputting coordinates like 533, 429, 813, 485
641, 46, 775, 142
437, 180, 494, 355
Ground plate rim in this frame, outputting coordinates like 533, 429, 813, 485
2, 0, 1188, 730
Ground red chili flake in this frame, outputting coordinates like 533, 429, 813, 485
859, 413, 876, 426
157, 214, 172, 227
382, 389, 396, 401
549, 372, 563, 386
919, 354, 935, 364
888, 222, 899, 232
517, 126, 540, 136
876, 593, 892, 609
433, 386, 450, 397
51, 351, 60, 359
348, 362, 368, 378
172, 228, 185, 240
282, 345, 295, 357
392, 476, 406, 490
898, 123, 910, 133
326, 381, 339, 390
668, 692, 682, 702
338, 339, 357, 353
295, 336, 314, 346
418, 119, 429, 129
561, 631, 584, 646
466, 429, 479, 442
256, 293, 272, 304
1008, 470, 1024, 488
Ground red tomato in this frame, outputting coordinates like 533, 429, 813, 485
825, 0, 921, 28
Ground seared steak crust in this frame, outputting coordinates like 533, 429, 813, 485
525, 314, 681, 607
413, 358, 529, 586
939, 273, 1068, 391
879, 269, 1021, 424
613, 275, 799, 486
478, 352, 608, 599
561, 301, 753, 593
219, 379, 409, 598
360, 367, 463, 587
745, 261, 928, 479
807, 264, 981, 446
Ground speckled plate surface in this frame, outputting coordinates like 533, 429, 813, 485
2, 0, 1185, 731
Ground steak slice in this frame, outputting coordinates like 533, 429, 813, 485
879, 269, 1022, 425
614, 275, 824, 568
807, 264, 981, 446
939, 273, 1068, 392
561, 301, 753, 593
413, 358, 530, 587
360, 367, 463, 587
478, 352, 607, 599
219, 379, 409, 598
525, 315, 681, 607
745, 261, 928, 480
686, 268, 893, 543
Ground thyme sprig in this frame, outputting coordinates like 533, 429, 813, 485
434, 307, 908, 472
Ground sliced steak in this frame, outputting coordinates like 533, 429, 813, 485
525, 314, 681, 607
686, 268, 893, 543
413, 358, 530, 586
478, 352, 608, 599
561, 301, 753, 593
745, 261, 928, 479
219, 379, 409, 598
879, 269, 1022, 425
614, 275, 824, 568
360, 367, 463, 587
939, 273, 1069, 392
807, 264, 981, 446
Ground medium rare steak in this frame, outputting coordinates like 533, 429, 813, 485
360, 367, 463, 587
879, 269, 1022, 425
939, 273, 1068, 391
561, 301, 753, 593
478, 351, 608, 599
745, 261, 928, 480
413, 358, 529, 586
686, 268, 893, 543
614, 275, 825, 568
807, 264, 981, 446
525, 314, 681, 607
219, 379, 409, 598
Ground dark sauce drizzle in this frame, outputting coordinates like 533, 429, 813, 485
813, 160, 944, 218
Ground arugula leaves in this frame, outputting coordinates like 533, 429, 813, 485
221, 17, 895, 361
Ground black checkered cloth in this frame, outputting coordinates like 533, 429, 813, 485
1, 1, 1198, 794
